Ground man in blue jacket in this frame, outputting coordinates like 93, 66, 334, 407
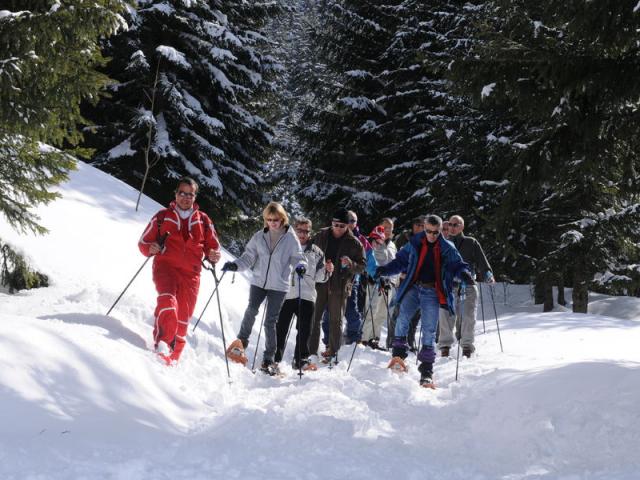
375, 214, 474, 388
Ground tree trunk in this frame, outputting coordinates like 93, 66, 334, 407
572, 269, 589, 313
557, 274, 566, 306
136, 59, 161, 212
543, 281, 554, 312
534, 278, 545, 305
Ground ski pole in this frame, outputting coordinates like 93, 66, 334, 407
455, 286, 467, 381
415, 325, 422, 365
212, 268, 231, 380
296, 279, 303, 379
192, 263, 226, 332
347, 278, 378, 372
251, 303, 267, 371
106, 256, 151, 316
106, 233, 168, 316
479, 282, 486, 334
489, 284, 504, 352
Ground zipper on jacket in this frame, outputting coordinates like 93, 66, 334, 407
261, 227, 288, 290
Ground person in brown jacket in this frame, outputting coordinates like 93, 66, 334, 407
308, 208, 366, 364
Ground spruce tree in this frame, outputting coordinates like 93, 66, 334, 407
84, 0, 280, 236
0, 0, 126, 233
452, 0, 640, 310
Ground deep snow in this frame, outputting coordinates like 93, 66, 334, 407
1, 162, 639, 480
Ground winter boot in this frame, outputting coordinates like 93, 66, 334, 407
462, 345, 474, 358
226, 339, 248, 366
440, 346, 450, 358
155, 340, 174, 365
418, 362, 436, 389
293, 357, 318, 371
387, 356, 408, 373
260, 361, 281, 377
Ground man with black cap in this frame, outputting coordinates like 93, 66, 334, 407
308, 208, 366, 365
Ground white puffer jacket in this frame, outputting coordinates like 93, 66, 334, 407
235, 226, 306, 292
286, 242, 328, 302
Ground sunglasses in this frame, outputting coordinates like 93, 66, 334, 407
332, 222, 347, 229
449, 223, 462, 227
177, 191, 196, 198
426, 229, 440, 235
266, 218, 282, 223
296, 229, 311, 235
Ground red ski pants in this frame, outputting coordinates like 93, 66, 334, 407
152, 263, 200, 360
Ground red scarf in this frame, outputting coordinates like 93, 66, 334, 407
412, 237, 446, 305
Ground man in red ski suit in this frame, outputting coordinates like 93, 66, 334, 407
138, 177, 221, 364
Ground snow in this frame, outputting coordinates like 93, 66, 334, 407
107, 137, 136, 158
481, 82, 496, 99
1, 163, 640, 479
156, 45, 190, 70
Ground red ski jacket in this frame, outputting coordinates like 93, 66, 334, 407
138, 201, 220, 275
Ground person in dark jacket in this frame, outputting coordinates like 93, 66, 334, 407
376, 214, 473, 387
309, 208, 366, 364
438, 215, 494, 358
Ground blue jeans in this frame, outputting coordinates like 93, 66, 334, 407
321, 276, 362, 345
344, 276, 362, 342
395, 285, 439, 349
238, 285, 287, 363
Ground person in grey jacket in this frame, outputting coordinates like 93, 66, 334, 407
274, 217, 329, 370
222, 202, 306, 375
438, 215, 495, 358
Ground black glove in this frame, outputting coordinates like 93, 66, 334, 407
373, 267, 384, 282
378, 276, 390, 291
295, 264, 306, 278
460, 270, 476, 285
222, 261, 238, 272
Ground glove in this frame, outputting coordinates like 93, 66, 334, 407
485, 271, 495, 283
460, 270, 476, 285
295, 264, 306, 278
222, 261, 238, 272
378, 277, 390, 291
373, 267, 384, 283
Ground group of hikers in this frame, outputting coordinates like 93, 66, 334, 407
138, 177, 495, 388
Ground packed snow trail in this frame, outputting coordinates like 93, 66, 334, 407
1, 162, 639, 479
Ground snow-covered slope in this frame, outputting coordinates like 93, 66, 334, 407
1, 162, 639, 479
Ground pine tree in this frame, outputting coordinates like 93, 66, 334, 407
84, 0, 280, 236
294, 0, 403, 226
0, 0, 126, 233
452, 0, 640, 310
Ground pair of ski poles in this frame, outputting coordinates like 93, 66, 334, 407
106, 254, 231, 378
347, 279, 391, 371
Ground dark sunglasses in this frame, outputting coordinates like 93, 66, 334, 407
449, 223, 462, 227
426, 229, 440, 235
177, 191, 196, 198
332, 222, 347, 229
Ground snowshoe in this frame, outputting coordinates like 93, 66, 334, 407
387, 356, 408, 373
226, 339, 248, 366
293, 359, 318, 372
419, 374, 436, 389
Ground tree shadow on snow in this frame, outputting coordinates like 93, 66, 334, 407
38, 313, 147, 350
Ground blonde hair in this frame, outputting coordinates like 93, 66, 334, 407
262, 201, 289, 228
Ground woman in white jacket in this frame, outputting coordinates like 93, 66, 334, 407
223, 202, 305, 375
